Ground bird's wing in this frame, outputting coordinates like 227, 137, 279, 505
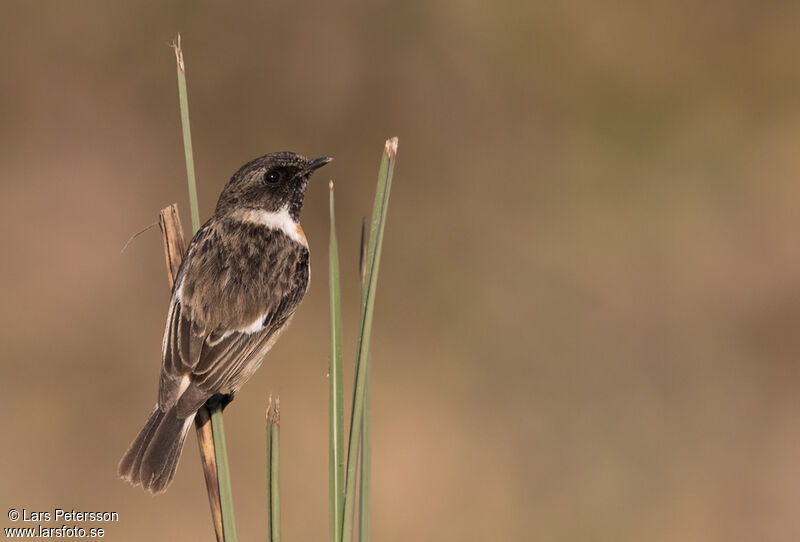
158, 287, 299, 414
157, 223, 309, 412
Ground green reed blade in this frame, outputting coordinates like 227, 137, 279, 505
341, 137, 398, 542
329, 181, 346, 542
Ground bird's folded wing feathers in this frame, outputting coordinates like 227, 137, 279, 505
157, 219, 309, 410
159, 289, 293, 408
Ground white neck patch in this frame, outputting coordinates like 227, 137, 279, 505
232, 206, 306, 245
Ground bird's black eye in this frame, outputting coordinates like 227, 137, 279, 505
265, 169, 281, 183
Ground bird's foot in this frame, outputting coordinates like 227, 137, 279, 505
219, 392, 235, 410
205, 392, 235, 412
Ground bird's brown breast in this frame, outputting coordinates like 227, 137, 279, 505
178, 217, 310, 333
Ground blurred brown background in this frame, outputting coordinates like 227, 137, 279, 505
1, 1, 799, 541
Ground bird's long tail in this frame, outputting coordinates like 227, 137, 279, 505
118, 404, 195, 494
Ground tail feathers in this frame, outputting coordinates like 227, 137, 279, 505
118, 404, 195, 494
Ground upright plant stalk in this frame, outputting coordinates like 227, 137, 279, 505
358, 366, 371, 542
329, 182, 346, 542
266, 402, 273, 538
173, 33, 200, 233
172, 34, 237, 542
266, 398, 282, 542
210, 395, 238, 542
341, 137, 398, 542
358, 217, 371, 542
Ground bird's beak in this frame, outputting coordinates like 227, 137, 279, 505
306, 156, 332, 173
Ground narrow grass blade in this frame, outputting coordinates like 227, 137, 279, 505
358, 361, 371, 542
358, 216, 370, 542
172, 33, 200, 234
267, 398, 282, 542
329, 182, 346, 542
342, 137, 398, 542
266, 400, 273, 540
209, 397, 238, 542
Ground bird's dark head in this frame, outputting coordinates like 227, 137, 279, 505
215, 152, 332, 221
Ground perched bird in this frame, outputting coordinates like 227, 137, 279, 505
119, 151, 331, 493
